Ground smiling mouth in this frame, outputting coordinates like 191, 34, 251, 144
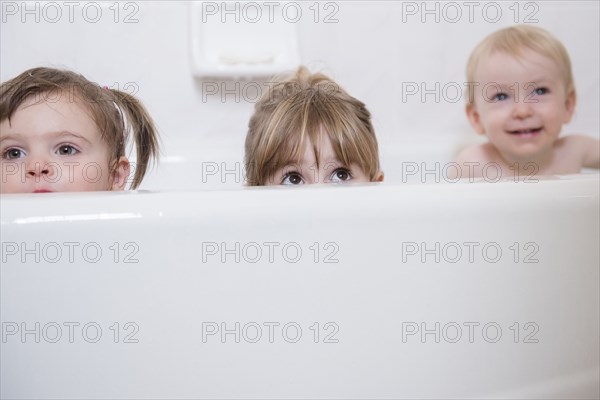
507, 128, 542, 135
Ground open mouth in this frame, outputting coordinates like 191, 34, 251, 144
507, 128, 542, 135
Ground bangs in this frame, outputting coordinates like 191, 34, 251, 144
254, 96, 321, 183
318, 99, 379, 177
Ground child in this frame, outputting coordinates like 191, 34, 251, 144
244, 66, 383, 186
0, 67, 159, 193
455, 25, 599, 179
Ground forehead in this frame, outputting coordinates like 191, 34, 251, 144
2, 93, 98, 137
476, 50, 563, 82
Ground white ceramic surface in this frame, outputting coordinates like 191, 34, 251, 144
2, 175, 598, 398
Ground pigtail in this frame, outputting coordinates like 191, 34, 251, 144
109, 89, 160, 189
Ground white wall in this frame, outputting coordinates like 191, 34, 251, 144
1, 1, 598, 189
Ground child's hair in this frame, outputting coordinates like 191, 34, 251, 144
244, 66, 380, 186
465, 25, 575, 104
0, 67, 159, 189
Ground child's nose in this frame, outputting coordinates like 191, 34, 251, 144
25, 160, 55, 179
511, 99, 534, 119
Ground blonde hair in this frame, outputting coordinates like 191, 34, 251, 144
466, 25, 575, 104
244, 66, 380, 186
0, 67, 159, 189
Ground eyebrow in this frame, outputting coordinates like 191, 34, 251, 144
515, 77, 551, 83
54, 131, 93, 145
498, 78, 552, 86
0, 131, 93, 145
0, 134, 24, 145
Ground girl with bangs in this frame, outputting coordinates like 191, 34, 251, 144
244, 66, 383, 186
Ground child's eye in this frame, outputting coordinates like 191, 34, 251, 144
56, 144, 79, 156
493, 92, 509, 101
2, 147, 26, 160
330, 168, 353, 183
533, 87, 548, 95
281, 172, 304, 185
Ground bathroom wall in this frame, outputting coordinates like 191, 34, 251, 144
1, 1, 598, 188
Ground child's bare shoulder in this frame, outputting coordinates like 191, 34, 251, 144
556, 134, 598, 149
452, 143, 500, 179
455, 142, 497, 164
555, 135, 597, 161
556, 135, 600, 169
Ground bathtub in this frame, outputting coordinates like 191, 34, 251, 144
1, 174, 599, 399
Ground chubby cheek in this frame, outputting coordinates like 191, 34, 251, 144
0, 163, 20, 192
46, 161, 113, 192
546, 101, 570, 126
470, 102, 496, 135
355, 173, 370, 183
0, 160, 114, 193
0, 175, 26, 193
0, 162, 39, 193
264, 171, 284, 186
60, 162, 113, 192
481, 107, 508, 134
